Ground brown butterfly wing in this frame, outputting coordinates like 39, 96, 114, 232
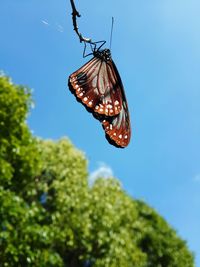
68, 51, 131, 148
69, 56, 123, 116
102, 101, 131, 148
101, 60, 131, 148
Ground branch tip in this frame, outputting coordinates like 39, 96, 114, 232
70, 0, 93, 45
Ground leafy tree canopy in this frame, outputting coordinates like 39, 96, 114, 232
0, 74, 195, 266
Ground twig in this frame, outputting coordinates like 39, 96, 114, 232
69, 0, 92, 43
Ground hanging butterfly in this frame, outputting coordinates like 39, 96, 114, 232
68, 42, 131, 148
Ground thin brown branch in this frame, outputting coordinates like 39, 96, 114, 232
69, 0, 92, 43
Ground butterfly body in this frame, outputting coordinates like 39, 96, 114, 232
93, 48, 111, 62
68, 48, 131, 148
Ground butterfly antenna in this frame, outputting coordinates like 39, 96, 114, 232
109, 17, 114, 50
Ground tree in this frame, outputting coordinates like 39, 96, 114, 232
0, 74, 195, 266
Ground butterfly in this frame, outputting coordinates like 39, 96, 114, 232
68, 44, 131, 148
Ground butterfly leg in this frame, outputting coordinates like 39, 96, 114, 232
96, 40, 106, 51
83, 41, 94, 58
91, 40, 106, 52
83, 40, 106, 57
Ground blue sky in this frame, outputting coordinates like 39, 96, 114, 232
1, 0, 200, 265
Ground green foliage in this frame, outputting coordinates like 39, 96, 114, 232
0, 75, 41, 190
87, 178, 147, 267
0, 74, 195, 266
136, 200, 194, 267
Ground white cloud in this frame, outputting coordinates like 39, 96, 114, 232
194, 174, 200, 182
41, 20, 49, 26
89, 162, 114, 184
41, 20, 64, 33
56, 24, 64, 33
